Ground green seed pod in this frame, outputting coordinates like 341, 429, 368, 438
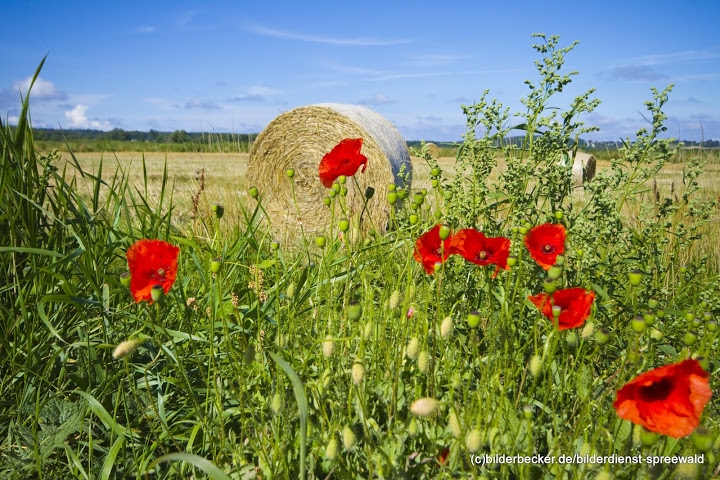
656, 309, 666, 318
640, 427, 659, 447
507, 255, 517, 267
467, 311, 481, 329
431, 179, 439, 188
554, 210, 563, 220
643, 311, 655, 326
387, 191, 398, 205
285, 168, 295, 179
543, 278, 557, 294
413, 193, 424, 205
523, 405, 534, 420
151, 285, 164, 303
683, 331, 698, 346
431, 167, 441, 177
648, 297, 659, 309
316, 236, 326, 248
120, 271, 131, 288
339, 187, 348, 197
691, 427, 714, 453
554, 254, 565, 266
347, 301, 362, 320
438, 225, 451, 240
210, 204, 224, 219
270, 240, 280, 251
397, 188, 407, 200
388, 183, 396, 191
628, 269, 643, 286
547, 265, 563, 280
323, 197, 331, 206
210, 257, 222, 274
631, 316, 646, 333
594, 328, 611, 345
706, 321, 719, 333
338, 175, 346, 184
409, 214, 419, 225
339, 219, 350, 232
249, 186, 259, 198
650, 328, 664, 341
518, 226, 528, 235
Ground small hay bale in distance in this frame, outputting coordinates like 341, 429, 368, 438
247, 103, 412, 235
558, 150, 597, 185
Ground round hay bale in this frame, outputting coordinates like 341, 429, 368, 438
559, 150, 597, 186
247, 103, 412, 236
425, 142, 441, 158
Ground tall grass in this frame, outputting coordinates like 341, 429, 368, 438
1, 36, 719, 479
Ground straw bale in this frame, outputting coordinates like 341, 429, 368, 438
247, 104, 412, 236
558, 150, 596, 185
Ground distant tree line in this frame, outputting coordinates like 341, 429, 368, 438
32, 128, 256, 145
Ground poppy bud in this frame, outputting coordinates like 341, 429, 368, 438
440, 316, 453, 339
322, 337, 334, 357
523, 405, 534, 419
342, 425, 356, 450
543, 278, 557, 294
328, 189, 337, 198
438, 225, 451, 240
554, 210, 563, 220
679, 265, 687, 274
529, 355, 543, 376
210, 257, 222, 274
120, 271, 131, 288
338, 175, 346, 184
409, 214, 419, 225
431, 167, 441, 177
648, 297, 659, 309
465, 429, 482, 453
594, 328, 611, 345
628, 269, 643, 286
387, 191, 398, 205
431, 179, 439, 188
413, 193, 424, 205
554, 254, 565, 266
112, 338, 143, 360
448, 409, 462, 438
315, 235, 327, 249
325, 437, 338, 460
411, 202, 420, 211
410, 397, 439, 416
417, 351, 430, 373
518, 226, 528, 235
706, 321, 719, 333
683, 331, 698, 346
249, 186, 259, 198
547, 265, 562, 280
631, 316, 646, 333
650, 328, 664, 341
339, 219, 350, 232
323, 197, 331, 206
285, 169, 295, 179
388, 183, 396, 191
151, 285, 164, 303
507, 255, 517, 267
691, 427, 713, 453
339, 187, 347, 197
211, 204, 224, 219
351, 362, 365, 385
552, 305, 562, 318
397, 188, 407, 200
406, 337, 419, 359
271, 392, 284, 414
270, 240, 280, 251
331, 182, 340, 193
694, 355, 710, 371
347, 301, 362, 320
639, 427, 659, 447
467, 311, 481, 329
364, 186, 375, 199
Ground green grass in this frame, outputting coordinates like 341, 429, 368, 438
2, 37, 719, 479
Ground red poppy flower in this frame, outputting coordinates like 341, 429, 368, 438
613, 359, 711, 438
318, 138, 368, 188
524, 223, 566, 270
437, 446, 450, 465
414, 224, 453, 275
528, 287, 595, 330
447, 228, 511, 277
126, 239, 180, 304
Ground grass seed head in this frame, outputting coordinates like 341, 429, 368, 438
465, 429, 482, 453
410, 397, 439, 416
112, 339, 143, 360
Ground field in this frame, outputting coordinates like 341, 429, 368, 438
2, 35, 720, 480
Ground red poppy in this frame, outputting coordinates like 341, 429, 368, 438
528, 287, 595, 330
414, 224, 453, 275
126, 239, 180, 304
437, 446, 450, 465
447, 228, 511, 277
524, 223, 566, 270
318, 138, 368, 188
613, 359, 711, 438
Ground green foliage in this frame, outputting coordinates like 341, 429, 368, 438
2, 37, 719, 479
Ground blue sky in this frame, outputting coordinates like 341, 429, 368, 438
1, 0, 719, 141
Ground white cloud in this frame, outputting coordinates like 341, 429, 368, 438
13, 76, 67, 102
136, 25, 155, 33
247, 24, 410, 46
357, 94, 394, 106
64, 105, 113, 130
